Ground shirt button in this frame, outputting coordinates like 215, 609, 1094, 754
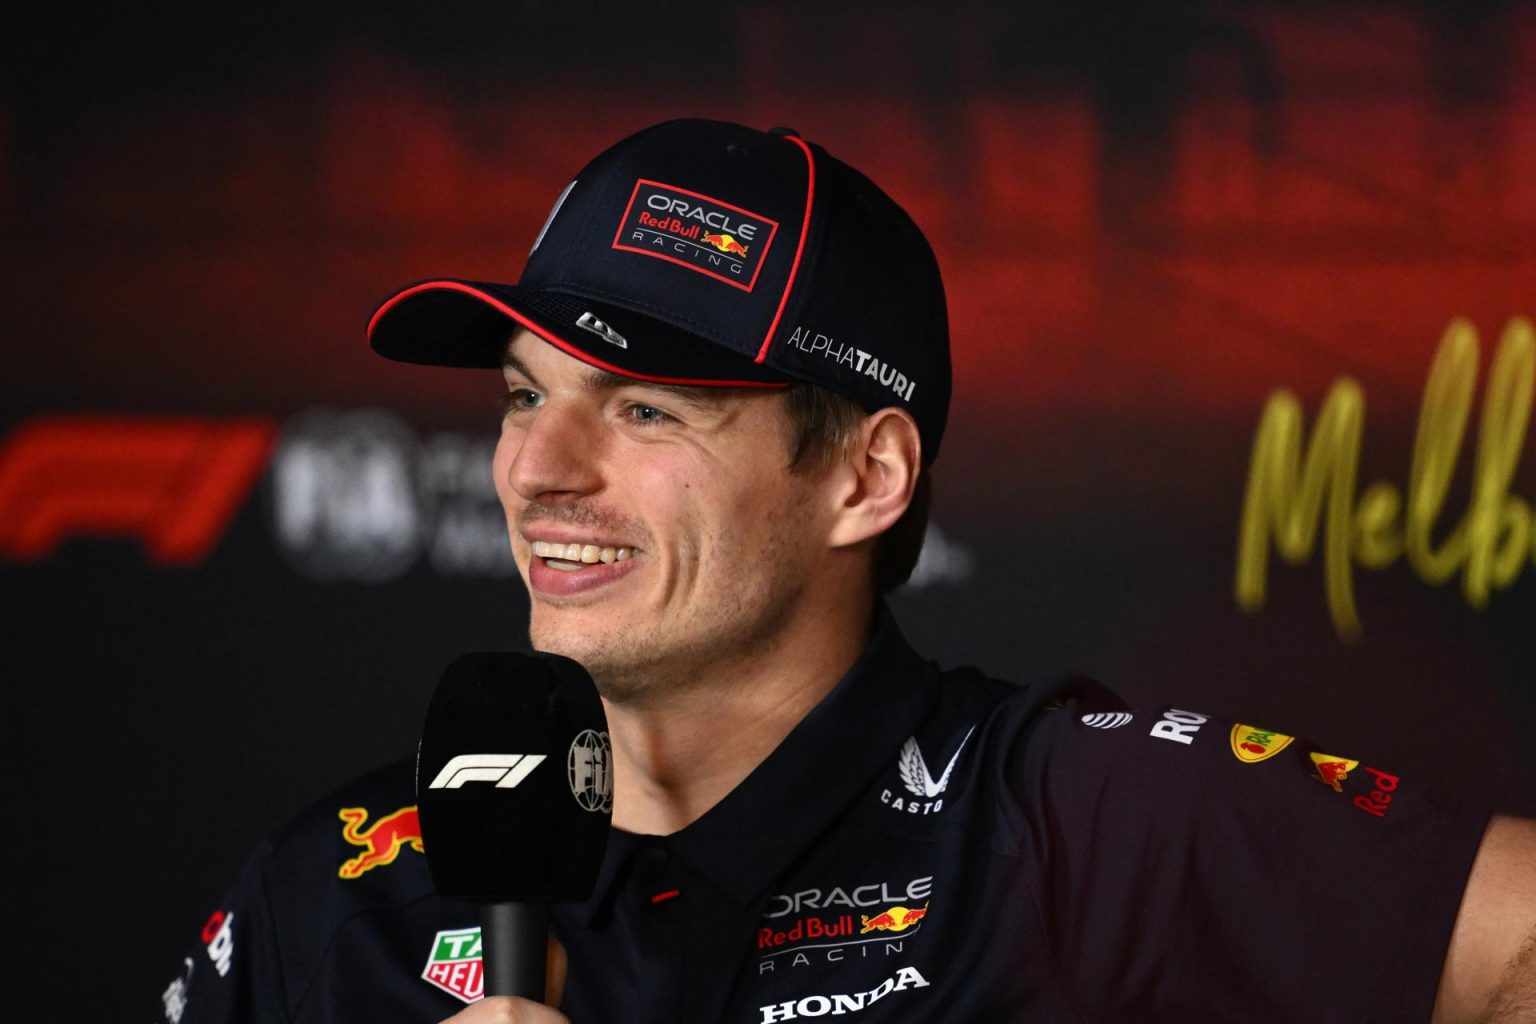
640, 843, 670, 868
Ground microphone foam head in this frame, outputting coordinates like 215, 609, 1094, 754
417, 651, 611, 903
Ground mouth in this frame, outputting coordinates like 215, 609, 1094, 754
523, 536, 645, 598
529, 539, 640, 572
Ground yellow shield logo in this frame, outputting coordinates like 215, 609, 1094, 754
1229, 724, 1295, 763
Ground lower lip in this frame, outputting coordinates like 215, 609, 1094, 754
527, 553, 642, 597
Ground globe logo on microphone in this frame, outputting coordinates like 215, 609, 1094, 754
568, 730, 613, 813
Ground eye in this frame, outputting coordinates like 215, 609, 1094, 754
625, 402, 671, 426
500, 387, 544, 416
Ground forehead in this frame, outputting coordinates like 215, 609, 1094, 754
503, 330, 757, 416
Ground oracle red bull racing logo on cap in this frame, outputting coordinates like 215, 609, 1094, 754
613, 180, 779, 291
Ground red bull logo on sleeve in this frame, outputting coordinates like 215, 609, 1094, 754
337, 805, 424, 879
1308, 752, 1361, 792
859, 901, 930, 935
1230, 724, 1295, 763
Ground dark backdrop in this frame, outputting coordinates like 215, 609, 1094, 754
5, 3, 1536, 1018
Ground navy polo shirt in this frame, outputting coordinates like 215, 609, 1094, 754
156, 608, 1488, 1023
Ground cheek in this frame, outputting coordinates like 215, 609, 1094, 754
491, 429, 518, 505
718, 476, 809, 555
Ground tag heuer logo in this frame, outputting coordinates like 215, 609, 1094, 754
422, 927, 484, 1004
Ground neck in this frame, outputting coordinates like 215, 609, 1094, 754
603, 594, 876, 835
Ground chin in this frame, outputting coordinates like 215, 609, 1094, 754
529, 622, 669, 703
529, 615, 613, 669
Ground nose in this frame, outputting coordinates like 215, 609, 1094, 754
502, 399, 604, 503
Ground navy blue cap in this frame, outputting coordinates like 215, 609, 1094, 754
368, 119, 951, 459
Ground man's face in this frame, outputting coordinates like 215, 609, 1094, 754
492, 330, 833, 701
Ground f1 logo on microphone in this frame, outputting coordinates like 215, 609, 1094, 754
428, 754, 547, 790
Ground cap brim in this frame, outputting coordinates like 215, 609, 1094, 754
368, 279, 792, 388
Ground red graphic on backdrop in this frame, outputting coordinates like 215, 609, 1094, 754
0, 416, 275, 564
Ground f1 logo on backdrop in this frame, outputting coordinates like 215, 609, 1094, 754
0, 416, 275, 564
0, 411, 970, 587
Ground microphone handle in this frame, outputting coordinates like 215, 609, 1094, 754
481, 901, 548, 1000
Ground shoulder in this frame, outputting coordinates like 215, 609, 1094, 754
166, 759, 449, 1021
906, 660, 1125, 827
926, 660, 1127, 773
988, 700, 1490, 1021
259, 757, 433, 904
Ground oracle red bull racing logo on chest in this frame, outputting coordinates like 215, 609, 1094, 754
613, 180, 779, 291
758, 876, 933, 974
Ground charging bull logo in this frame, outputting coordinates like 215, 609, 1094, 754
1309, 752, 1361, 793
338, 805, 423, 879
702, 232, 750, 257
859, 901, 930, 934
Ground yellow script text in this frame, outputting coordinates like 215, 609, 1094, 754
1235, 317, 1535, 639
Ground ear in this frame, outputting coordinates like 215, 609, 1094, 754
826, 408, 922, 549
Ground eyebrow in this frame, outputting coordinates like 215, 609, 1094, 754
503, 351, 721, 412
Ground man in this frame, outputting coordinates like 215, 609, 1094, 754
162, 120, 1535, 1023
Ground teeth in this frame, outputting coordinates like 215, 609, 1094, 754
530, 540, 636, 565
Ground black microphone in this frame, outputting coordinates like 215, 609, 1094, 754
417, 652, 612, 1001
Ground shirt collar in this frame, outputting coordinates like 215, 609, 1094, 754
573, 603, 938, 920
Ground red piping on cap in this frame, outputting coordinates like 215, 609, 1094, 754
756, 134, 816, 363
369, 281, 789, 389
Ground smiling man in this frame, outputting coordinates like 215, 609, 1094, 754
161, 120, 1535, 1024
